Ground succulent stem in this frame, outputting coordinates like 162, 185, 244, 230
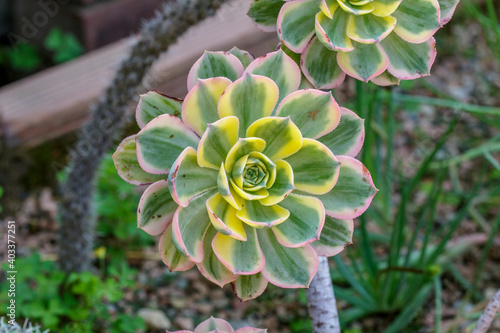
306, 256, 341, 333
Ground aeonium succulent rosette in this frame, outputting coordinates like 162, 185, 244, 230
168, 316, 266, 333
248, 0, 460, 88
112, 48, 377, 300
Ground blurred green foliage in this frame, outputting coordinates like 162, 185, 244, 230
43, 28, 84, 64
331, 79, 500, 332
95, 155, 154, 251
0, 27, 83, 75
0, 156, 154, 332
0, 43, 42, 72
0, 255, 145, 332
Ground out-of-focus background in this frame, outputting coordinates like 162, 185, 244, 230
0, 0, 499, 332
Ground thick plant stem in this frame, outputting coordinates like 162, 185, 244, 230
58, 0, 229, 273
472, 289, 500, 333
306, 256, 341, 333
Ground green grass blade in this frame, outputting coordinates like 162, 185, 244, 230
405, 170, 445, 267
434, 277, 442, 333
383, 189, 407, 305
448, 264, 483, 301
416, 172, 446, 267
426, 188, 478, 266
333, 256, 378, 307
407, 114, 459, 194
395, 95, 500, 116
355, 80, 379, 279
347, 244, 376, 294
339, 307, 373, 328
484, 151, 500, 171
359, 214, 378, 279
384, 90, 396, 218
431, 141, 500, 169
333, 286, 377, 312
383, 284, 434, 333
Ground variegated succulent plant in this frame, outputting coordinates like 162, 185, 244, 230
112, 48, 377, 300
167, 317, 266, 333
248, 0, 460, 88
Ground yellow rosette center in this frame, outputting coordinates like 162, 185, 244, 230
229, 151, 276, 200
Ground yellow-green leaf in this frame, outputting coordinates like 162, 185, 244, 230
218, 74, 279, 137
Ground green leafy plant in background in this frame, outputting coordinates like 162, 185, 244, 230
0, 43, 42, 72
43, 28, 84, 64
462, 0, 500, 60
168, 316, 266, 333
95, 155, 153, 250
248, 0, 460, 88
0, 27, 83, 77
112, 48, 378, 300
0, 255, 144, 333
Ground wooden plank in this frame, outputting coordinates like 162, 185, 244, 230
76, 0, 168, 50
0, 0, 278, 148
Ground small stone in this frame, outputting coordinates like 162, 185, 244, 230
196, 302, 213, 315
170, 298, 187, 309
193, 281, 209, 294
175, 317, 194, 330
485, 288, 498, 300
137, 308, 172, 330
213, 297, 229, 309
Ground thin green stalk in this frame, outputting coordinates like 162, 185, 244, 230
383, 284, 434, 333
468, 205, 491, 233
359, 214, 378, 279
485, 0, 500, 57
484, 151, 500, 171
355, 80, 366, 118
382, 189, 408, 306
426, 187, 478, 266
338, 307, 372, 327
333, 256, 378, 307
373, 88, 384, 186
407, 115, 459, 193
435, 277, 443, 333
357, 81, 378, 279
416, 172, 446, 267
334, 286, 376, 311
418, 81, 500, 128
361, 84, 375, 171
449, 164, 463, 193
405, 170, 445, 267
384, 90, 396, 219
394, 95, 500, 116
347, 244, 375, 294
430, 142, 500, 169
448, 264, 483, 301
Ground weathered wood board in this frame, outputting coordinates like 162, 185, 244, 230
0, 0, 278, 148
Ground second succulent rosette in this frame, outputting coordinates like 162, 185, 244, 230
248, 0, 460, 88
168, 316, 266, 333
112, 48, 377, 300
